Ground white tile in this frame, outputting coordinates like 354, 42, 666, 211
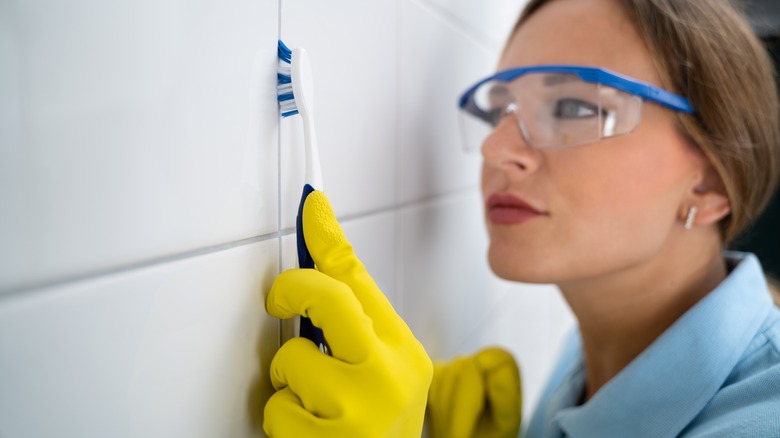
278, 211, 398, 343
0, 0, 279, 292
414, 0, 527, 48
342, 212, 398, 308
279, 0, 398, 228
457, 282, 575, 424
397, 190, 509, 359
0, 239, 279, 438
397, 0, 496, 203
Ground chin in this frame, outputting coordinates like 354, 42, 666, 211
487, 246, 559, 284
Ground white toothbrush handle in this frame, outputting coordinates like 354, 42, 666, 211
302, 113, 323, 191
291, 46, 323, 192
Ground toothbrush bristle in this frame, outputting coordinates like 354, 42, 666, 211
278, 40, 292, 64
277, 40, 298, 117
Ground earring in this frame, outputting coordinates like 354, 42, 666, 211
685, 206, 698, 230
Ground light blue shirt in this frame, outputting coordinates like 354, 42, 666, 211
525, 252, 780, 437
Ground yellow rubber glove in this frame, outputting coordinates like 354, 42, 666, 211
263, 190, 433, 437
427, 347, 522, 438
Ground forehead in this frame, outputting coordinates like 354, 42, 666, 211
501, 0, 661, 87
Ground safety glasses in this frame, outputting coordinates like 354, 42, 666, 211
457, 65, 694, 152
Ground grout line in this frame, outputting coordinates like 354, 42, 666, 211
0, 186, 478, 299
394, 0, 403, 315
410, 0, 502, 55
342, 186, 480, 220
395, 0, 405, 315
0, 230, 286, 299
277, 0, 284, 350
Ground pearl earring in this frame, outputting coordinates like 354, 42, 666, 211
685, 206, 698, 230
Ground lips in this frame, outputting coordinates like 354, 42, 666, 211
486, 193, 545, 225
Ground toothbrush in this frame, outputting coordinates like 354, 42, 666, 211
277, 40, 329, 355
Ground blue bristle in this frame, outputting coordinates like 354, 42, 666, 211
277, 39, 297, 118
277, 73, 291, 84
278, 40, 292, 64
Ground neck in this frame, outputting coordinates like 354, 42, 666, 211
559, 231, 727, 402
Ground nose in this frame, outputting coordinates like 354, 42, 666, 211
481, 114, 542, 174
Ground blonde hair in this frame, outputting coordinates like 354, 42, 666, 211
512, 0, 780, 243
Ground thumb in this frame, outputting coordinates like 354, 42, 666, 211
475, 347, 522, 437
429, 358, 484, 438
302, 190, 398, 332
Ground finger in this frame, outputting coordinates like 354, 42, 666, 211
302, 191, 401, 334
447, 358, 485, 438
267, 268, 376, 363
270, 337, 348, 419
476, 348, 522, 433
428, 361, 457, 438
429, 358, 483, 438
263, 387, 331, 437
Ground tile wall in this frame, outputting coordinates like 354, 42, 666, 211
0, 0, 574, 436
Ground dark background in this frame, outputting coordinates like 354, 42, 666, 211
730, 0, 780, 283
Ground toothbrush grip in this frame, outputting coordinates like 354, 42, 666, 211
296, 184, 330, 355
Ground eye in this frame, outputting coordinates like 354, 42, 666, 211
554, 98, 599, 118
483, 108, 502, 127
481, 84, 515, 127
483, 102, 517, 128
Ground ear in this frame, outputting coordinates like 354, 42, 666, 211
683, 163, 731, 227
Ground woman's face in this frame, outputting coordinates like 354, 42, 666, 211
482, 0, 706, 283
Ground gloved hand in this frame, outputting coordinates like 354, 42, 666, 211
263, 190, 433, 437
427, 347, 522, 438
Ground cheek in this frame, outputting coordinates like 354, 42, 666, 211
557, 135, 693, 223
541, 133, 697, 273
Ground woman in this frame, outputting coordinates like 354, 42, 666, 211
263, 0, 780, 436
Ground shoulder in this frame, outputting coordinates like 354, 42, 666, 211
681, 310, 780, 437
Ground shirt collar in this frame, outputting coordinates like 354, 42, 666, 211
554, 252, 772, 437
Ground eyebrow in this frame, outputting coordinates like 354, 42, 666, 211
543, 74, 579, 86
488, 84, 510, 96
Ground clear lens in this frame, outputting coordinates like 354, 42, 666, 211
458, 73, 643, 153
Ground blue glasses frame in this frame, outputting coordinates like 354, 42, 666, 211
458, 64, 695, 115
